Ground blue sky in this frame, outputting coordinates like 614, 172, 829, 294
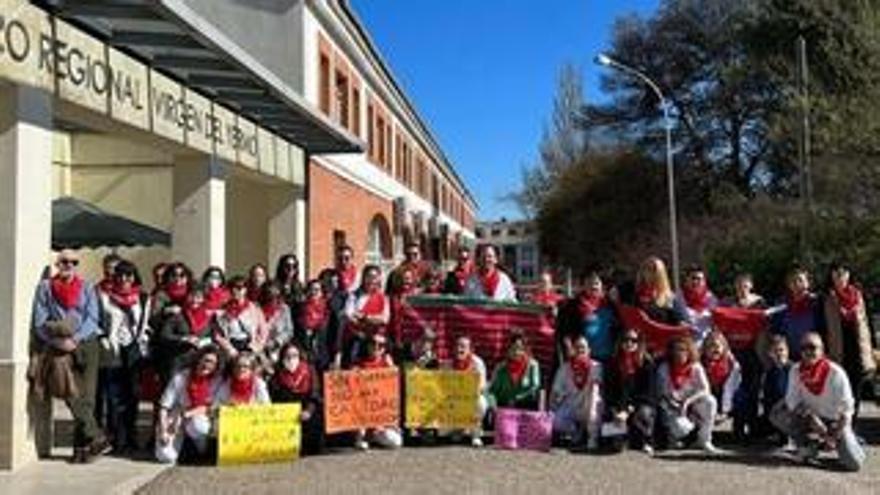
352, 0, 660, 220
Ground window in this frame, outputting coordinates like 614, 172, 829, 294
377, 114, 386, 168
367, 102, 374, 161
351, 84, 361, 136
475, 228, 484, 239
503, 245, 517, 267
319, 53, 331, 115
335, 70, 349, 129
508, 229, 518, 237
491, 229, 501, 237
385, 120, 392, 172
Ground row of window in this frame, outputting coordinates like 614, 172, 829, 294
318, 33, 474, 230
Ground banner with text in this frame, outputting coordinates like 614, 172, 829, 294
218, 403, 301, 466
405, 368, 481, 429
324, 367, 400, 434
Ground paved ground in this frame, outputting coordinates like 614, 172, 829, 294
139, 411, 880, 495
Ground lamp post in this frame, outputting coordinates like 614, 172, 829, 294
595, 53, 680, 290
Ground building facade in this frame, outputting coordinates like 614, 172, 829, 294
0, 0, 475, 470
476, 219, 542, 285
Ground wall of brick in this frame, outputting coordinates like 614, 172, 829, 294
308, 160, 393, 278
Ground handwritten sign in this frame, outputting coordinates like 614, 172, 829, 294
495, 408, 553, 451
324, 367, 400, 434
218, 403, 301, 466
405, 368, 481, 429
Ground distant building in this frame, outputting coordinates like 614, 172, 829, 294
475, 218, 542, 285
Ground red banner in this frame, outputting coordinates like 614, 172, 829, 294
617, 305, 692, 355
399, 297, 556, 379
711, 306, 768, 351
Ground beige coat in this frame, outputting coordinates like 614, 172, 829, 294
824, 291, 876, 375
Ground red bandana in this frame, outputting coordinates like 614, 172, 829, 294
109, 283, 141, 309
506, 355, 529, 386
357, 355, 390, 369
165, 282, 189, 305
276, 362, 312, 395
246, 282, 263, 303
186, 373, 213, 408
453, 262, 474, 291
98, 277, 114, 295
338, 265, 358, 292
224, 298, 250, 319
800, 358, 832, 395
669, 362, 693, 390
360, 291, 386, 315
570, 355, 593, 389
683, 283, 711, 312
185, 303, 209, 336
302, 297, 328, 330
615, 350, 641, 379
577, 292, 606, 318
533, 290, 563, 307
453, 353, 474, 371
204, 286, 231, 311
703, 355, 732, 389
229, 375, 256, 404
51, 275, 83, 310
480, 269, 500, 298
788, 292, 812, 315
261, 301, 282, 322
835, 285, 861, 324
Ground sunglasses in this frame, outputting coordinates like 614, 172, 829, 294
59, 259, 79, 267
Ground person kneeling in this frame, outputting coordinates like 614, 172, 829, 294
657, 336, 719, 454
770, 332, 865, 471
550, 335, 603, 450
354, 334, 402, 451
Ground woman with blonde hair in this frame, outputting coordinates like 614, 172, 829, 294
700, 331, 742, 423
635, 257, 687, 325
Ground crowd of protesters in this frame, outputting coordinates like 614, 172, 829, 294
29, 243, 873, 471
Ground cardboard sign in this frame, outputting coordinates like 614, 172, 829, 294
324, 367, 400, 434
218, 403, 301, 466
494, 408, 553, 451
405, 368, 481, 429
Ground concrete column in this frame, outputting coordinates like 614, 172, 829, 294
172, 157, 227, 271
0, 83, 53, 470
267, 186, 306, 276
295, 195, 307, 277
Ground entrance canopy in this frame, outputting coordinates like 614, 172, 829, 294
41, 0, 362, 154
52, 196, 171, 250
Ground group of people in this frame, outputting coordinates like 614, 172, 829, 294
28, 244, 873, 472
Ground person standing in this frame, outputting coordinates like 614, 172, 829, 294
464, 245, 517, 302
339, 265, 390, 368
335, 245, 359, 295
444, 246, 474, 295
678, 266, 719, 345
275, 254, 305, 309
634, 256, 687, 325
772, 266, 824, 360
770, 332, 865, 471
295, 279, 331, 371
213, 276, 268, 359
530, 271, 564, 316
31, 250, 108, 463
246, 263, 269, 302
557, 273, 618, 365
387, 242, 428, 295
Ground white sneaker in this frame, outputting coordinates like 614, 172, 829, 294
701, 442, 721, 455
356, 440, 370, 451
642, 444, 655, 457
471, 436, 483, 448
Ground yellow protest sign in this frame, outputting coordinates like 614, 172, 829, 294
405, 368, 481, 429
218, 403, 301, 466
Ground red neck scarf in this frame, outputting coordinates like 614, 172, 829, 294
800, 358, 832, 395
669, 361, 693, 390
453, 262, 474, 290
616, 350, 641, 379
788, 291, 812, 315
185, 303, 209, 335
358, 355, 390, 369
276, 362, 312, 395
453, 353, 474, 371
98, 277, 114, 295
683, 283, 711, 312
533, 290, 563, 307
165, 282, 189, 305
570, 355, 593, 389
186, 373, 213, 408
229, 375, 256, 404
246, 283, 262, 303
109, 283, 141, 309
480, 268, 500, 298
261, 300, 282, 322
506, 355, 529, 385
302, 296, 328, 330
51, 275, 83, 310
835, 285, 861, 323
338, 265, 358, 292
204, 286, 230, 311
577, 291, 605, 318
703, 355, 732, 389
225, 298, 250, 319
637, 283, 657, 307
360, 291, 386, 315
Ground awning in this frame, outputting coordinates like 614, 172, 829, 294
39, 0, 362, 154
52, 196, 171, 249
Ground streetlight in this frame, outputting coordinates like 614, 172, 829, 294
594, 53, 681, 290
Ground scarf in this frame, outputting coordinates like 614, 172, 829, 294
800, 358, 832, 395
570, 355, 593, 389
204, 286, 230, 311
165, 281, 189, 305
229, 375, 256, 404
246, 282, 263, 302
186, 373, 213, 408
669, 361, 693, 390
577, 292, 606, 319
225, 298, 250, 320
480, 268, 500, 298
302, 297, 328, 330
109, 283, 141, 309
453, 352, 474, 371
788, 291, 812, 315
51, 275, 83, 310
703, 355, 732, 389
185, 303, 209, 336
835, 285, 861, 324
506, 355, 529, 386
360, 291, 386, 315
98, 277, 114, 295
683, 283, 711, 312
636, 283, 657, 307
276, 362, 312, 395
261, 301, 282, 322
615, 350, 641, 379
338, 265, 358, 292
452, 262, 473, 292
533, 290, 563, 307
358, 355, 390, 369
